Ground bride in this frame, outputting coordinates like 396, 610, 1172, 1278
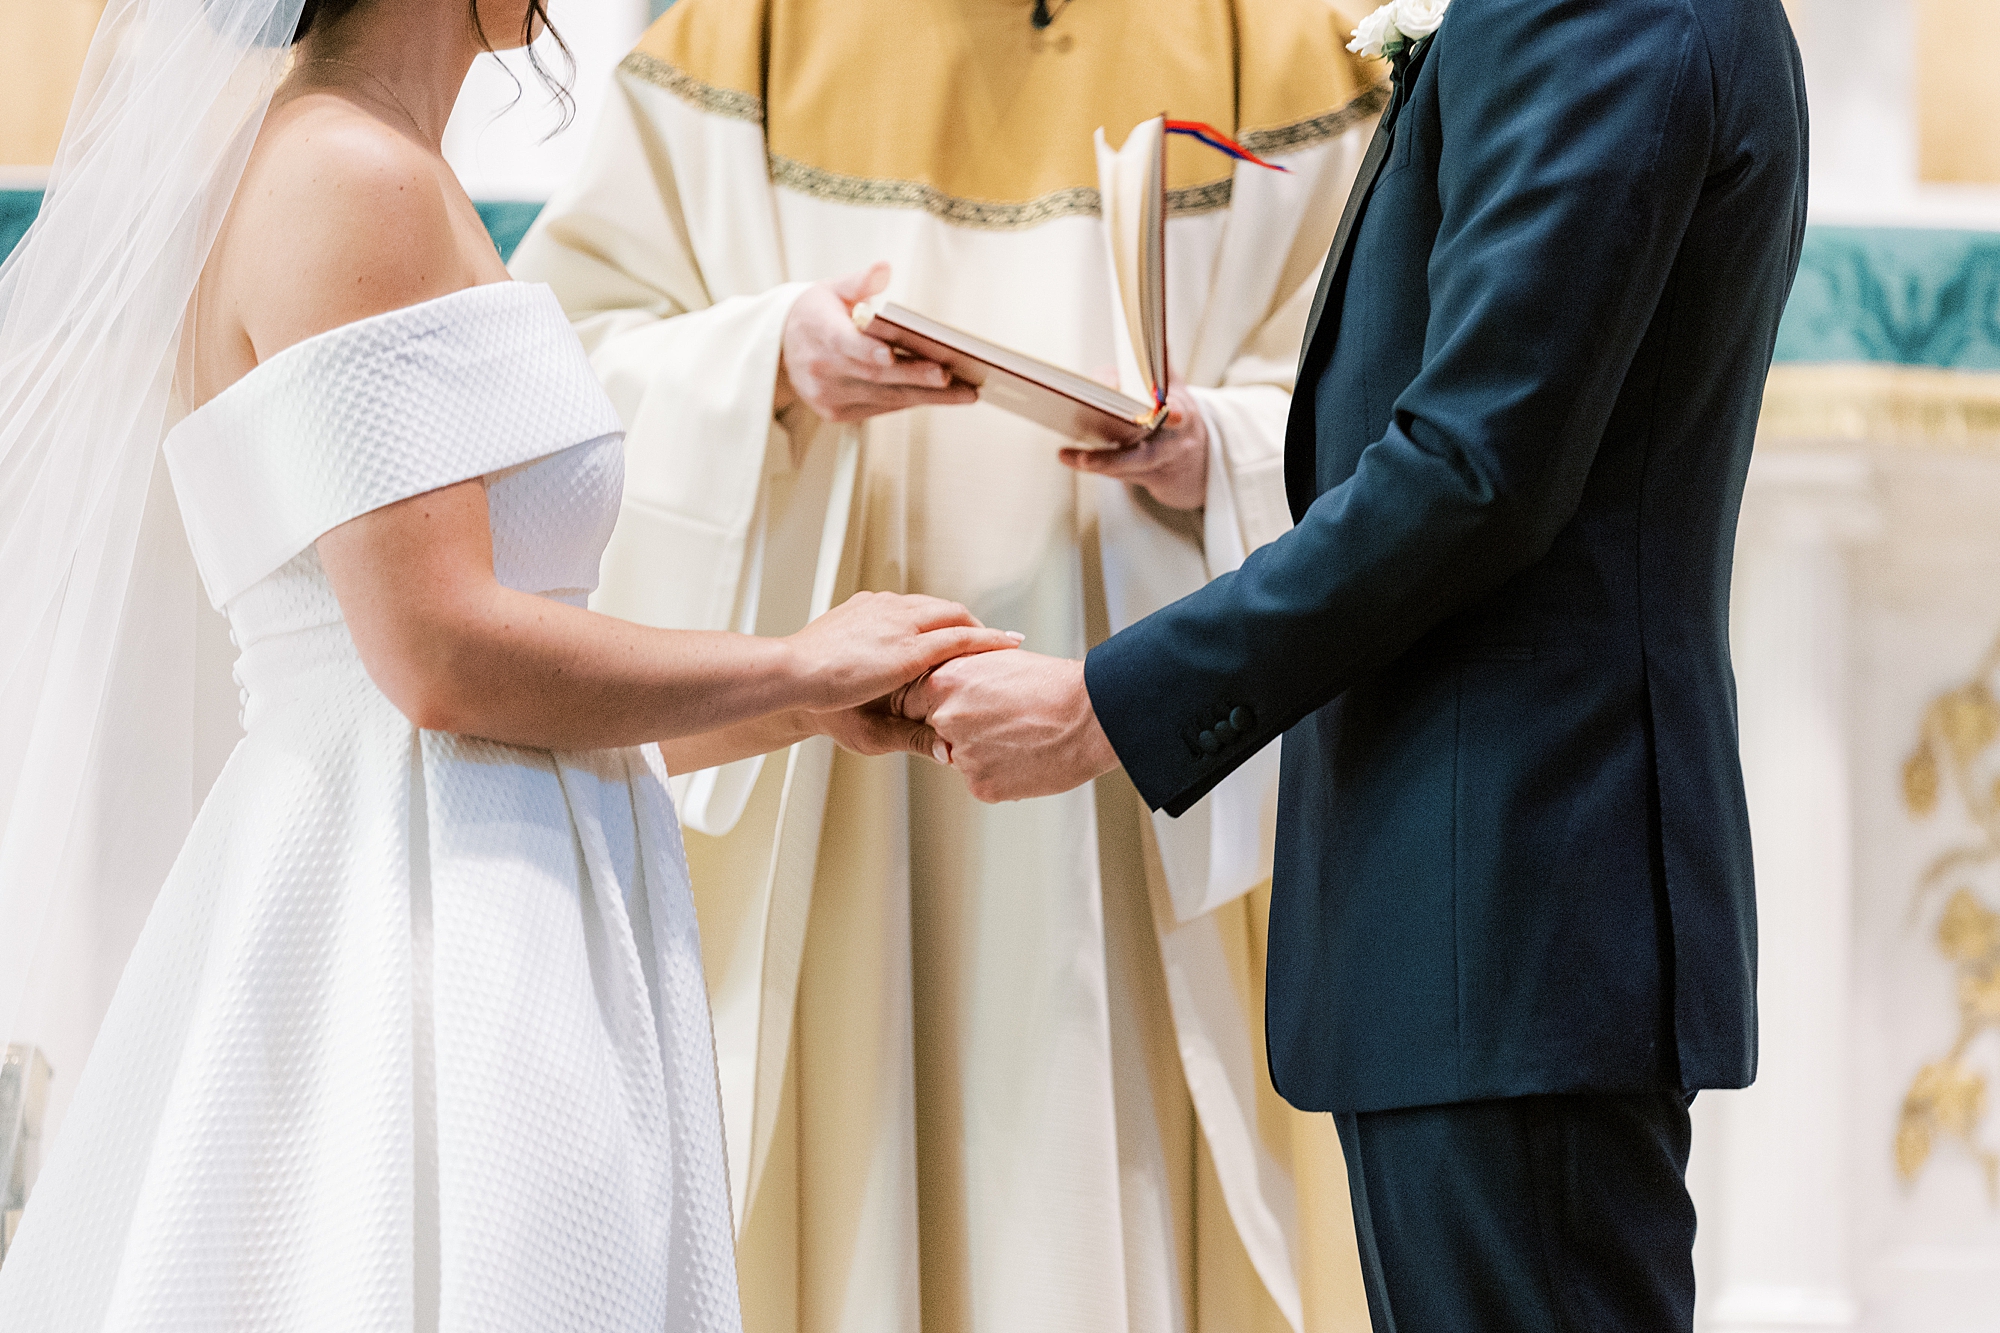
0, 0, 1010, 1327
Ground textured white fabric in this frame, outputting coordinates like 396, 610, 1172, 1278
166, 282, 624, 608
0, 286, 744, 1333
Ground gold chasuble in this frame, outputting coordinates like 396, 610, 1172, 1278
512, 3, 1384, 1330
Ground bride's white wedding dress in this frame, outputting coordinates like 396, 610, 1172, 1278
0, 282, 742, 1332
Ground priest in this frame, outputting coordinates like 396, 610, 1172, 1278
512, 4, 1384, 1330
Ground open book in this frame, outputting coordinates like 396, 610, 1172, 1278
853, 117, 1169, 450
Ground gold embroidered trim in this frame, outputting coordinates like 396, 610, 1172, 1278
767, 156, 1238, 229
621, 49, 1384, 228
768, 155, 1098, 228
1239, 82, 1392, 158
1168, 178, 1236, 216
621, 51, 763, 124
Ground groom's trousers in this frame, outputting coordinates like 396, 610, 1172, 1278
1333, 1088, 1696, 1333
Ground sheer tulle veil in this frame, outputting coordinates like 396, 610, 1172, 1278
0, 0, 306, 1181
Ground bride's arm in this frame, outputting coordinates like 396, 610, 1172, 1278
651, 701, 949, 775
318, 479, 1012, 753
227, 103, 1012, 756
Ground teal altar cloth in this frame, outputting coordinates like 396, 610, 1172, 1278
2, 190, 1996, 373
1776, 226, 2000, 371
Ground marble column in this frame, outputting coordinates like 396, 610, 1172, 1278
1698, 449, 1882, 1331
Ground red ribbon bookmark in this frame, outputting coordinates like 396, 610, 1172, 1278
1163, 120, 1291, 172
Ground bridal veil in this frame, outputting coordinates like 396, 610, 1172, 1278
0, 0, 306, 1193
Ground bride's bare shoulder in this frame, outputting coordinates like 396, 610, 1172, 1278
221, 93, 469, 357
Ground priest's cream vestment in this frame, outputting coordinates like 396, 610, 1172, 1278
511, 4, 1384, 1330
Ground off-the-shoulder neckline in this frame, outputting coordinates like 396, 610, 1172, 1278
177, 280, 550, 426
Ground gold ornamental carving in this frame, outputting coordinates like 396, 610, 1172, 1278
1898, 635, 2000, 1199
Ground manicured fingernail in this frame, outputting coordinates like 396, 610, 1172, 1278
1006, 632, 1026, 642
933, 741, 949, 764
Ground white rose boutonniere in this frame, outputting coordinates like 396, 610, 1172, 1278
1346, 4, 1400, 60
1392, 0, 1449, 40
1347, 0, 1450, 60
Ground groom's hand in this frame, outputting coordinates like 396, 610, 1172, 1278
898, 650, 1119, 803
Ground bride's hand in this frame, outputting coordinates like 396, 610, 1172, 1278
785, 591, 1021, 714
813, 697, 951, 764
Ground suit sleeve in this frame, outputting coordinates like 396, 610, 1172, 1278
1087, 0, 1716, 816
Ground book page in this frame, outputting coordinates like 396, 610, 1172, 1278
1094, 118, 1167, 412
856, 301, 1160, 448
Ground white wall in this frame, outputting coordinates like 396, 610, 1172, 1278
442, 0, 651, 201
1793, 0, 2000, 229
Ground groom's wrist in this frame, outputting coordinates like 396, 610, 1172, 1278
1084, 635, 1212, 816
1066, 661, 1120, 783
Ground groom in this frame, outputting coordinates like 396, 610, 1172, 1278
904, 0, 1808, 1324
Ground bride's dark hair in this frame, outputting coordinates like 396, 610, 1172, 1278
293, 0, 575, 128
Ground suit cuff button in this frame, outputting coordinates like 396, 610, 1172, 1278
1212, 720, 1239, 744
1196, 729, 1222, 755
1229, 706, 1256, 733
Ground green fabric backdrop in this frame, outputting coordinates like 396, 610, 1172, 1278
1774, 226, 2000, 371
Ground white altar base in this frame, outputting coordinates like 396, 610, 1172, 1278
1694, 429, 2000, 1333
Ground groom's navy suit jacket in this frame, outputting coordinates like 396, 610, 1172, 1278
1087, 0, 1807, 1114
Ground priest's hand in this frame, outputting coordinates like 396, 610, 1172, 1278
776, 262, 977, 422
1058, 384, 1208, 511
897, 650, 1119, 803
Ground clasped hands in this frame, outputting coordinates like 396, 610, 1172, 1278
894, 648, 1121, 803
789, 591, 1116, 803
778, 257, 1217, 801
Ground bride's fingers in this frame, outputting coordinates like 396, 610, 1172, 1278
895, 594, 985, 632
887, 671, 933, 722
886, 715, 950, 764
911, 625, 1023, 666
837, 706, 948, 763
895, 669, 942, 723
